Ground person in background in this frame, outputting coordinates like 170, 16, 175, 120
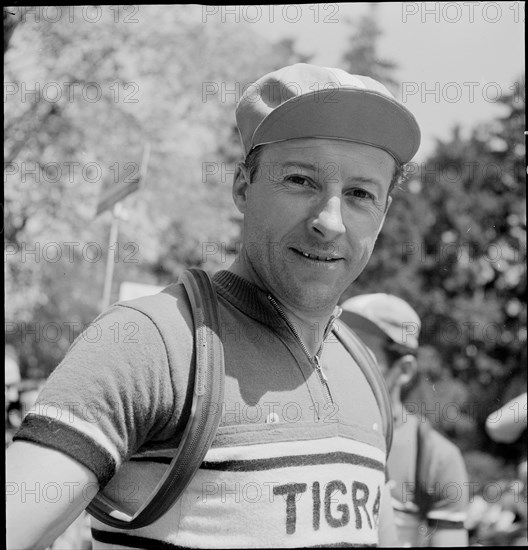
340, 293, 469, 546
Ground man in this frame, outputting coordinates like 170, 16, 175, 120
7, 63, 420, 548
340, 293, 470, 546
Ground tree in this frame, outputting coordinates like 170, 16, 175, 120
415, 78, 526, 463
3, 7, 22, 54
341, 4, 398, 91
4, 6, 306, 377
344, 76, 526, 465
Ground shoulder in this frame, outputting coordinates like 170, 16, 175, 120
66, 283, 194, 362
117, 283, 192, 329
13, 284, 196, 486
111, 282, 193, 341
428, 427, 464, 460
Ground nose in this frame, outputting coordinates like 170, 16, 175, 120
310, 194, 346, 241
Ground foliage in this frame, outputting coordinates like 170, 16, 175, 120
340, 4, 398, 92
4, 6, 304, 377
344, 77, 526, 465
4, 6, 525, 471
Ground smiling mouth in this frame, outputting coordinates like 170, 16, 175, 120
292, 248, 343, 262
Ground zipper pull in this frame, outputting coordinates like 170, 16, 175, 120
314, 355, 328, 382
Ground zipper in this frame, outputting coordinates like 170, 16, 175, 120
267, 294, 334, 405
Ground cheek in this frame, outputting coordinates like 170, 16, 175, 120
248, 189, 301, 232
345, 217, 383, 253
245, 188, 268, 225
366, 205, 388, 229
345, 203, 386, 233
243, 196, 283, 246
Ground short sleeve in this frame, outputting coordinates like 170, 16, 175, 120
426, 432, 469, 529
13, 304, 178, 487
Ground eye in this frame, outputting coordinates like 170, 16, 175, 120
348, 188, 375, 200
284, 174, 312, 187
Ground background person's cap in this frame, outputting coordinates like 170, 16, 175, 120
340, 293, 421, 350
236, 63, 421, 164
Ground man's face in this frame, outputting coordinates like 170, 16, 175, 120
232, 138, 395, 314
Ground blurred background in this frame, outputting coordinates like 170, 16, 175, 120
4, 4, 526, 547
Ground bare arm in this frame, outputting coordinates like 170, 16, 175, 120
6, 441, 98, 550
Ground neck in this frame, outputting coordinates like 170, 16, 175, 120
227, 258, 337, 357
269, 299, 337, 357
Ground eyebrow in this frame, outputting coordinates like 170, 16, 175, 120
345, 175, 382, 187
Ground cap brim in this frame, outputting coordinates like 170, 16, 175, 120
251, 88, 420, 164
339, 309, 391, 342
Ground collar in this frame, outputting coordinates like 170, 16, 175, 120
212, 270, 341, 347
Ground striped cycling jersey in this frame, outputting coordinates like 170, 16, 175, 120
15, 270, 391, 548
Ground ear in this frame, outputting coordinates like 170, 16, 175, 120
384, 194, 393, 214
232, 162, 251, 214
396, 355, 417, 386
375, 195, 392, 238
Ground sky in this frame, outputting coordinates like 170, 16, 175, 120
247, 2, 524, 160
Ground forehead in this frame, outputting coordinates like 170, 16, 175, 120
258, 138, 396, 184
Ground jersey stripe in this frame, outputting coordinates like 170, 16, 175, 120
130, 452, 384, 473
92, 528, 378, 549
22, 406, 122, 466
426, 518, 466, 530
427, 509, 467, 522
92, 528, 190, 549
131, 436, 385, 463
13, 413, 117, 486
